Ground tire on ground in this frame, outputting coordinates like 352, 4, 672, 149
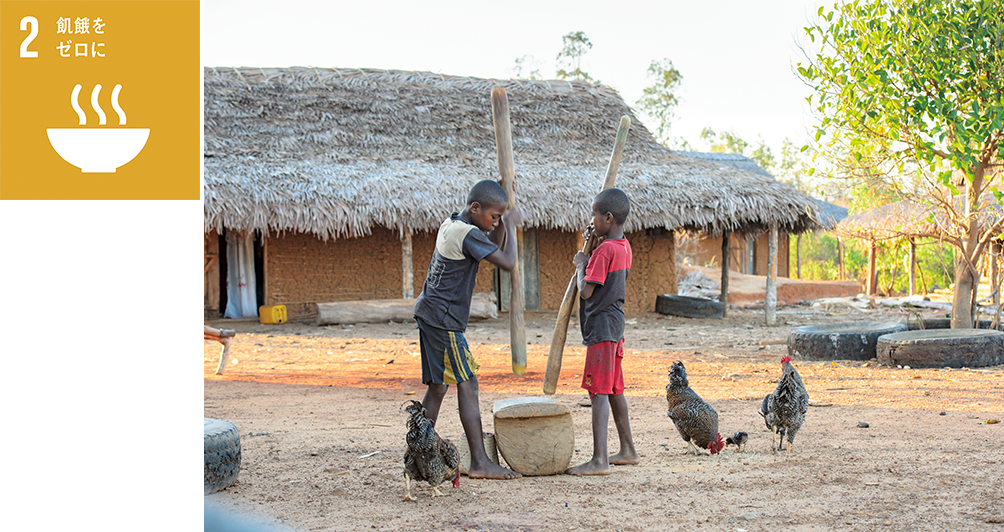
787, 322, 908, 361
205, 418, 241, 495
876, 329, 1004, 368
655, 294, 725, 319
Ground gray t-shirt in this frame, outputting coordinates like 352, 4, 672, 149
414, 213, 498, 331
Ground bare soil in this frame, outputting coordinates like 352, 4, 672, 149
205, 304, 1004, 532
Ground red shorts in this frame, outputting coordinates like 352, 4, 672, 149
581, 339, 624, 398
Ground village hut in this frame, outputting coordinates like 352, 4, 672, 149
204, 67, 819, 320
837, 167, 1004, 297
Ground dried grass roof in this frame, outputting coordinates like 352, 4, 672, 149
838, 166, 1004, 240
681, 151, 846, 231
204, 67, 819, 240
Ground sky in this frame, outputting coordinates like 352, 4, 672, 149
202, 0, 828, 154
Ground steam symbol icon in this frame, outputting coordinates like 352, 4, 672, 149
46, 84, 150, 173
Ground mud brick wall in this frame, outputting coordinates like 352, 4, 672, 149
534, 229, 677, 315
223, 226, 682, 320
266, 229, 402, 316
688, 232, 790, 278
536, 228, 580, 311
625, 230, 677, 313
264, 228, 496, 319
753, 232, 789, 278
411, 229, 495, 297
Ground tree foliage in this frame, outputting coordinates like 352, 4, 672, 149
799, 0, 1004, 326
555, 31, 597, 83
635, 59, 683, 145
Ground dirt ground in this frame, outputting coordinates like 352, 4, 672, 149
205, 304, 1004, 532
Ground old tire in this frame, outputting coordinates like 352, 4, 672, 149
905, 318, 1000, 330
876, 329, 1004, 368
787, 322, 908, 361
205, 418, 241, 495
656, 294, 724, 319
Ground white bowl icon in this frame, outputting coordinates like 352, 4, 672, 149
46, 128, 150, 173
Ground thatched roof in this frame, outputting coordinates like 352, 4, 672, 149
837, 201, 934, 241
204, 67, 819, 240
681, 152, 774, 178
681, 151, 846, 230
838, 197, 1002, 241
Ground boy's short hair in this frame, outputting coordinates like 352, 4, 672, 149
594, 188, 630, 225
467, 179, 509, 209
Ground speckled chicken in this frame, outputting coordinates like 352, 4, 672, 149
666, 361, 724, 455
403, 400, 460, 501
759, 355, 809, 455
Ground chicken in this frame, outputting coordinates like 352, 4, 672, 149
402, 400, 460, 501
666, 361, 724, 455
759, 355, 809, 455
725, 431, 748, 452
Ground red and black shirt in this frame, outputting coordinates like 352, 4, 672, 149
579, 238, 632, 346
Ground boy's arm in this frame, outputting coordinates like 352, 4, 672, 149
484, 207, 520, 271
574, 251, 597, 299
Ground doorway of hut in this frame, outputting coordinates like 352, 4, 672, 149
217, 228, 265, 319
497, 228, 541, 311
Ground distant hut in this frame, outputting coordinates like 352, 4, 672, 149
204, 67, 818, 320
838, 167, 1004, 297
679, 152, 826, 276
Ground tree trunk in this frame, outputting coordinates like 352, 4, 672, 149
720, 229, 730, 317
951, 163, 988, 329
952, 258, 979, 329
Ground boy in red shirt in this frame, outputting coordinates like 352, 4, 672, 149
566, 188, 639, 476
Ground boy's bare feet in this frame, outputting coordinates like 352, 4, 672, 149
467, 462, 521, 479
565, 458, 611, 476
608, 450, 640, 465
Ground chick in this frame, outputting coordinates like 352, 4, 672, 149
725, 431, 748, 452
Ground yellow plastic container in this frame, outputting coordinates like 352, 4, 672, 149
259, 304, 287, 324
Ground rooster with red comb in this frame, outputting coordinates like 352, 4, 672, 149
759, 355, 809, 455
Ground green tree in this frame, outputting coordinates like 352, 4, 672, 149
635, 58, 683, 145
699, 128, 778, 174
556, 31, 597, 83
799, 0, 1004, 328
700, 128, 749, 155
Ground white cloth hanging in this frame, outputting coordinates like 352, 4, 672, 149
224, 230, 258, 319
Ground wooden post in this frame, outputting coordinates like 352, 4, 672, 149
908, 238, 916, 296
401, 230, 414, 299
491, 87, 527, 375
796, 234, 802, 279
765, 224, 778, 326
668, 230, 678, 295
543, 116, 631, 395
868, 240, 878, 296
837, 237, 845, 281
720, 229, 730, 317
992, 241, 1000, 313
